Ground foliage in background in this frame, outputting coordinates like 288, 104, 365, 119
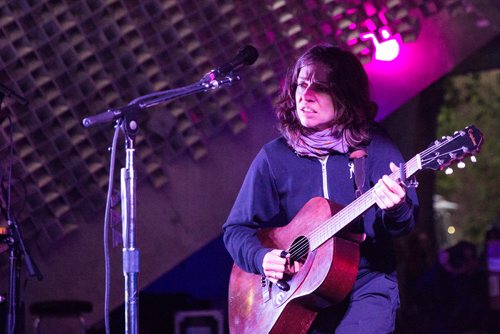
436, 69, 500, 244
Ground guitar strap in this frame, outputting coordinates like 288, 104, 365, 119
349, 149, 367, 234
349, 149, 367, 198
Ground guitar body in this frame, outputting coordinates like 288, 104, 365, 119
228, 197, 363, 334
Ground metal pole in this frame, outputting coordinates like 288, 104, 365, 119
121, 133, 139, 334
6, 243, 19, 334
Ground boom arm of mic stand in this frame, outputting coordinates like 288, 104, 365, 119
82, 74, 241, 128
136, 74, 241, 108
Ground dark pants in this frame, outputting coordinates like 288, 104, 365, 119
309, 273, 400, 334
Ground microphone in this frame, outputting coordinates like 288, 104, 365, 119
202, 45, 259, 82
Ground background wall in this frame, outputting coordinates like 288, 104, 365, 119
0, 1, 498, 333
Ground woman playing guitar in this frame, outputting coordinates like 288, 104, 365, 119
223, 44, 418, 333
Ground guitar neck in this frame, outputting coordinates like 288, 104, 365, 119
308, 155, 421, 251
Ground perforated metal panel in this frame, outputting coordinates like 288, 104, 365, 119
0, 0, 469, 255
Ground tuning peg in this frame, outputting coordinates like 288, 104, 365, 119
470, 155, 477, 163
445, 167, 453, 175
457, 161, 465, 169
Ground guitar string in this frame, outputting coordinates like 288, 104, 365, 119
285, 131, 477, 259
287, 157, 420, 259
287, 180, 379, 259
287, 165, 406, 258
285, 138, 468, 260
419, 130, 472, 162
287, 184, 378, 258
288, 142, 472, 259
288, 142, 473, 260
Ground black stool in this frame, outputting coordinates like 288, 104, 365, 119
29, 300, 92, 334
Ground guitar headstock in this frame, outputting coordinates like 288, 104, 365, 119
420, 125, 483, 171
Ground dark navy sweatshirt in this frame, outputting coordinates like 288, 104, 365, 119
223, 125, 418, 280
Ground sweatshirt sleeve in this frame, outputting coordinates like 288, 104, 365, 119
368, 127, 419, 237
222, 148, 281, 275
382, 194, 417, 236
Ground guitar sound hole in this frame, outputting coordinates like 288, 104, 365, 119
289, 236, 309, 265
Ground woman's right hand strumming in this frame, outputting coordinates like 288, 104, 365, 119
263, 249, 302, 283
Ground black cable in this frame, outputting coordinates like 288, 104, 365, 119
103, 121, 121, 334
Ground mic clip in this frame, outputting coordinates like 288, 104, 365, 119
201, 73, 241, 89
201, 70, 218, 84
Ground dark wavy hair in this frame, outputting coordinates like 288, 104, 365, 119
275, 43, 377, 149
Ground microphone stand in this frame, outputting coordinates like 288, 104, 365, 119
120, 104, 139, 334
0, 92, 43, 334
4, 217, 43, 334
82, 74, 240, 334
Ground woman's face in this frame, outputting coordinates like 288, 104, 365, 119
295, 62, 335, 131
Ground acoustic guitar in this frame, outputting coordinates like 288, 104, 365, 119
228, 125, 484, 334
